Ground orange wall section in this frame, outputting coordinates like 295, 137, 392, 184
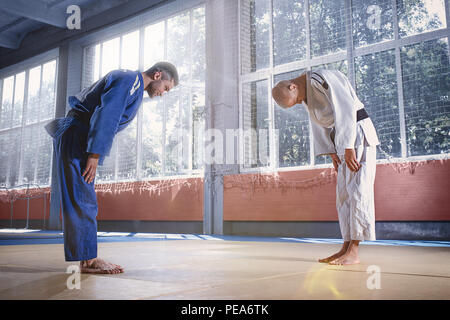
0, 190, 50, 221
0, 179, 204, 222
1, 160, 449, 223
96, 178, 204, 221
223, 159, 450, 221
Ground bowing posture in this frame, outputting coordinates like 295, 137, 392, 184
272, 69, 379, 265
46, 62, 179, 273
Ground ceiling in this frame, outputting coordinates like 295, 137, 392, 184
0, 0, 132, 50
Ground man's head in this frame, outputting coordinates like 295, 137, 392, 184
272, 80, 299, 109
272, 74, 307, 109
144, 62, 179, 98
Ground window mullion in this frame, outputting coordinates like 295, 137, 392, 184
305, 0, 311, 61
445, 0, 450, 62
11, 75, 16, 129
99, 43, 103, 78
6, 75, 17, 186
136, 27, 145, 181
188, 9, 194, 173
0, 79, 3, 130
305, 0, 315, 166
18, 70, 30, 185
392, 0, 407, 159
163, 19, 168, 176
345, 0, 355, 86
268, 0, 277, 169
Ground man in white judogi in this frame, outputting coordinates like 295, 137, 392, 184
272, 69, 379, 265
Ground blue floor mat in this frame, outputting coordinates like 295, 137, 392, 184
1, 229, 449, 247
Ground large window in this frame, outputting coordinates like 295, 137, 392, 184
0, 60, 57, 187
240, 0, 450, 170
82, 6, 205, 182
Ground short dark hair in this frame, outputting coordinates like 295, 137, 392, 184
145, 61, 179, 86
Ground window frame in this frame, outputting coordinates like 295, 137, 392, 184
78, 2, 206, 184
238, 0, 450, 173
0, 49, 59, 189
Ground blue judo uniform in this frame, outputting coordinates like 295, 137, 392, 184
45, 70, 144, 261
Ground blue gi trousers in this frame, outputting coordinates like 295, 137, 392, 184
50, 119, 98, 261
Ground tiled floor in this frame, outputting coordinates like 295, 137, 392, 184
0, 230, 449, 300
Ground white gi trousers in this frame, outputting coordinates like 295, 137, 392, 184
336, 124, 377, 241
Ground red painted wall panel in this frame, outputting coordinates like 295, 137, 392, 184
96, 178, 204, 221
223, 160, 450, 221
0, 191, 50, 221
1, 160, 448, 223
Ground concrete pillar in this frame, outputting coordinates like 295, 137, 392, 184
48, 43, 69, 230
203, 0, 239, 235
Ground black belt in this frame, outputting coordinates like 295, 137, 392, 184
357, 108, 369, 122
67, 109, 91, 126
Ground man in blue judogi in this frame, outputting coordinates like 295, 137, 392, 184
46, 62, 178, 274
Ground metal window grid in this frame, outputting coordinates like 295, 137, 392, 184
238, 0, 450, 173
81, 4, 206, 184
0, 56, 58, 189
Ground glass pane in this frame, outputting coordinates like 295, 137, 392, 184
273, 0, 307, 66
94, 44, 100, 83
116, 118, 137, 180
401, 38, 450, 156
240, 0, 271, 73
309, 0, 347, 57
192, 87, 205, 170
20, 125, 38, 184
8, 128, 21, 187
26, 66, 41, 125
101, 37, 120, 77
41, 60, 56, 121
0, 132, 8, 186
167, 12, 190, 84
141, 99, 163, 178
1, 76, 14, 129
165, 88, 184, 175
96, 141, 117, 182
355, 49, 401, 159
121, 30, 140, 71
397, 0, 447, 38
12, 72, 25, 128
192, 7, 206, 84
242, 80, 270, 168
144, 21, 165, 70
82, 46, 96, 88
180, 88, 192, 172
352, 0, 394, 48
274, 70, 311, 167
35, 123, 52, 186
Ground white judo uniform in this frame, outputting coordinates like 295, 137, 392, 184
304, 69, 380, 241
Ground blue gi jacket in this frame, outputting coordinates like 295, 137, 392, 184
46, 69, 144, 165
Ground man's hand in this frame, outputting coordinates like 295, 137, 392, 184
82, 153, 100, 183
329, 153, 341, 172
344, 148, 361, 172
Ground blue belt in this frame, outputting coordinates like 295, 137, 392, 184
67, 109, 91, 126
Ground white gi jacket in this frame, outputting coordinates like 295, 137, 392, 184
304, 69, 380, 156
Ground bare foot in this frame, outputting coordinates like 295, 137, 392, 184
80, 258, 124, 274
318, 241, 350, 263
329, 240, 360, 265
329, 253, 360, 265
